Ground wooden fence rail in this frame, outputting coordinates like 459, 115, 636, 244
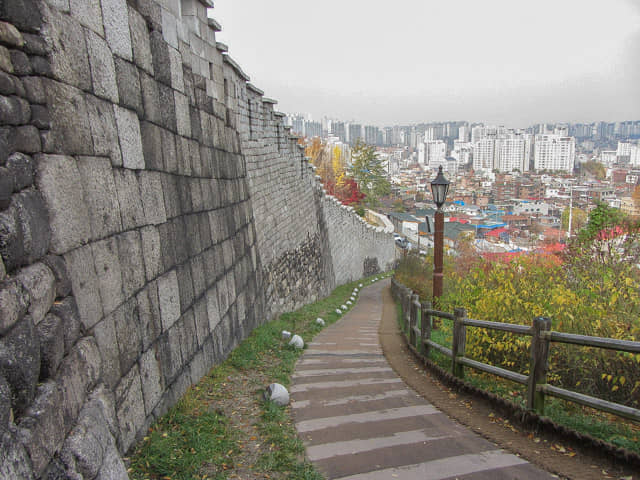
390, 278, 640, 423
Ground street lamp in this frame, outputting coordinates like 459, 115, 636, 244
430, 166, 450, 306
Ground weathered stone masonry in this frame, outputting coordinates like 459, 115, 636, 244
0, 1, 395, 478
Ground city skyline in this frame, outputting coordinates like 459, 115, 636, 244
212, 0, 640, 128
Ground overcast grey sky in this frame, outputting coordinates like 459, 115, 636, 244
211, 0, 640, 127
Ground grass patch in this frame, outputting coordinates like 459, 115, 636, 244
128, 273, 392, 480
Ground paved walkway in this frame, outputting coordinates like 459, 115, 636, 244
291, 278, 556, 480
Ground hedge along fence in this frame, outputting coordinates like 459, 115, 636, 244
391, 278, 640, 423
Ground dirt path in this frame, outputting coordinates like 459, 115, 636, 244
379, 282, 636, 480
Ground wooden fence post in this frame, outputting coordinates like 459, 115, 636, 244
421, 301, 432, 357
451, 308, 467, 379
405, 290, 413, 334
527, 316, 552, 414
409, 294, 419, 347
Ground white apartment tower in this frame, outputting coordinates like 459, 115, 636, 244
533, 135, 576, 173
425, 140, 447, 168
473, 138, 496, 172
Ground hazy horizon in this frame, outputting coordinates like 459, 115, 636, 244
211, 0, 640, 128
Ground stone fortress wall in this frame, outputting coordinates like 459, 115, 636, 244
0, 0, 395, 478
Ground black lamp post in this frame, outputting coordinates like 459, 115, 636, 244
430, 166, 450, 306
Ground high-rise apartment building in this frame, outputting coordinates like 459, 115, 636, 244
365, 125, 379, 145
533, 135, 575, 172
473, 138, 496, 172
347, 123, 363, 144
425, 140, 447, 168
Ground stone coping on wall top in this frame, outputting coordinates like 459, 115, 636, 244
208, 17, 222, 31
263, 98, 278, 105
200, 0, 215, 7
216, 42, 228, 52
273, 111, 286, 117
247, 83, 264, 96
223, 54, 250, 81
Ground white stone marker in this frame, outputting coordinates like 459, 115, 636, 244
281, 330, 291, 340
264, 383, 289, 406
316, 318, 325, 326
346, 301, 352, 305
359, 283, 363, 287
289, 334, 304, 349
341, 304, 348, 311
335, 309, 342, 315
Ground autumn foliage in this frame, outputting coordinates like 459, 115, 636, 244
305, 138, 365, 207
395, 208, 640, 409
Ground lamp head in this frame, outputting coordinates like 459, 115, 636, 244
430, 165, 450, 210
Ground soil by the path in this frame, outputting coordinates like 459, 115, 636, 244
378, 284, 636, 480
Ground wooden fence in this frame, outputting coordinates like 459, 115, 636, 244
391, 278, 640, 423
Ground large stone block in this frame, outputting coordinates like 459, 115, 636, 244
138, 170, 167, 225
113, 299, 142, 375
176, 263, 194, 313
91, 236, 124, 316
60, 384, 121, 480
114, 57, 143, 117
14, 125, 41, 154
0, 202, 25, 272
22, 76, 45, 105
91, 315, 120, 390
86, 95, 122, 167
161, 129, 177, 173
157, 222, 177, 272
174, 90, 190, 137
41, 254, 70, 298
139, 225, 161, 281
6, 152, 34, 191
116, 230, 145, 299
49, 296, 82, 354
113, 168, 145, 230
139, 71, 161, 124
18, 380, 65, 476
0, 428, 34, 480
101, 0, 132, 61
41, 4, 90, 90
172, 216, 189, 264
9, 50, 32, 76
35, 154, 90, 254
69, 0, 103, 36
192, 296, 209, 346
149, 30, 170, 86
140, 120, 163, 170
0, 374, 9, 427
0, 94, 30, 125
180, 309, 198, 362
190, 254, 205, 300
76, 156, 122, 240
185, 213, 202, 257
0, 315, 40, 415
56, 337, 102, 430
63, 245, 103, 329
157, 269, 180, 331
15, 262, 55, 325
136, 283, 161, 351
156, 328, 182, 387
128, 7, 154, 75
157, 82, 177, 131
114, 105, 144, 170
138, 346, 163, 415
205, 284, 220, 332
0, 278, 28, 335
36, 313, 63, 379
85, 29, 118, 103
114, 364, 144, 452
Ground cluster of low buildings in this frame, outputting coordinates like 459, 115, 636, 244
386, 167, 640, 256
